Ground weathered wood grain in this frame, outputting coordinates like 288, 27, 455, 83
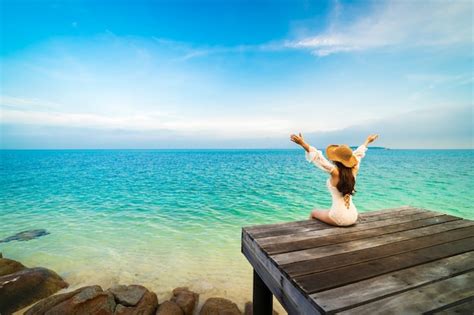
244, 206, 413, 235
311, 251, 474, 313
356, 206, 414, 217
295, 237, 474, 294
258, 210, 445, 246
242, 207, 474, 315
337, 271, 474, 315
273, 220, 474, 265
244, 219, 324, 235
430, 296, 474, 314
249, 207, 425, 239
263, 215, 458, 254
357, 207, 434, 221
283, 225, 474, 277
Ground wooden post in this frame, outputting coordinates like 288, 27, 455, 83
253, 269, 273, 315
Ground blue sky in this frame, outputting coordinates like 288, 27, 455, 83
0, 0, 472, 149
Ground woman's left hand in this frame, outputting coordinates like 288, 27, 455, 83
366, 134, 379, 144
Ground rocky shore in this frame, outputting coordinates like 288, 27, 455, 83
0, 254, 278, 315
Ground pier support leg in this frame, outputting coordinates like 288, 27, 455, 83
253, 269, 273, 315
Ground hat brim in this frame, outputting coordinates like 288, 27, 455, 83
326, 145, 358, 168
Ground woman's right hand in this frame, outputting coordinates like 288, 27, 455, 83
290, 133, 306, 146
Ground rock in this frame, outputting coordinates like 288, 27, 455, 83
25, 286, 97, 315
132, 290, 158, 315
0, 267, 68, 314
45, 285, 116, 315
156, 301, 184, 315
108, 284, 147, 306
171, 287, 198, 315
115, 304, 130, 314
0, 257, 26, 276
244, 302, 278, 315
199, 298, 242, 315
113, 289, 158, 315
0, 229, 50, 243
0, 252, 2, 258
26, 284, 158, 315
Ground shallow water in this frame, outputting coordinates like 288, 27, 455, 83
1, 149, 473, 310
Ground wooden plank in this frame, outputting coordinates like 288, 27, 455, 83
244, 206, 413, 234
250, 207, 425, 239
357, 205, 414, 217
272, 220, 474, 265
264, 215, 458, 254
241, 230, 321, 315
258, 210, 445, 246
430, 296, 474, 314
283, 225, 474, 277
358, 207, 430, 221
295, 237, 474, 294
311, 251, 474, 313
244, 219, 322, 234
358, 208, 442, 222
249, 221, 331, 239
337, 271, 474, 315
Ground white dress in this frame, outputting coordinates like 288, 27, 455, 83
305, 144, 368, 226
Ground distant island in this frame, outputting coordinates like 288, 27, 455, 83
351, 146, 389, 150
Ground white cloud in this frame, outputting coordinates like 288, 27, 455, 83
0, 107, 293, 137
2, 105, 471, 149
286, 0, 473, 56
304, 104, 473, 149
151, 36, 283, 61
0, 95, 63, 110
405, 73, 473, 86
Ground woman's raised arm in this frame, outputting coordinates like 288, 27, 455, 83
363, 134, 379, 147
290, 133, 311, 152
354, 134, 379, 162
290, 133, 335, 174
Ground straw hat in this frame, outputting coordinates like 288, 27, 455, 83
326, 144, 358, 168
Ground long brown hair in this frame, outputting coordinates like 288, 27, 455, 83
334, 161, 356, 208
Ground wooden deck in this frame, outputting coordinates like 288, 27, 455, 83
241, 206, 474, 314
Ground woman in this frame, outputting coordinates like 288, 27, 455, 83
290, 133, 379, 226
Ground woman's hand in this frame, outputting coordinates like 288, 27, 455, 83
290, 133, 311, 152
290, 133, 306, 146
365, 134, 379, 146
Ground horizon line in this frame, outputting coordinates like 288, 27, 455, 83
1, 147, 473, 151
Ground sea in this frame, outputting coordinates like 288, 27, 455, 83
1, 149, 473, 310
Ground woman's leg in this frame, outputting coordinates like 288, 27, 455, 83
309, 209, 338, 226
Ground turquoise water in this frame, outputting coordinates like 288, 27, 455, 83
1, 149, 473, 308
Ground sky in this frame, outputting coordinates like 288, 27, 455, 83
0, 0, 472, 149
